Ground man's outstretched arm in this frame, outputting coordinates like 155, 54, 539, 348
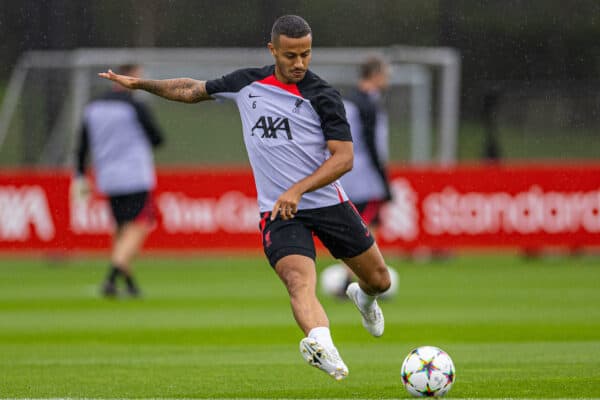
98, 69, 213, 103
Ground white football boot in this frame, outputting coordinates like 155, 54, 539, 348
299, 337, 349, 381
346, 282, 384, 337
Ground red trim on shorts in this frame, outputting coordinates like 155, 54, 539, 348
134, 191, 157, 228
348, 200, 382, 225
360, 200, 382, 226
257, 75, 303, 98
259, 212, 271, 233
348, 200, 360, 215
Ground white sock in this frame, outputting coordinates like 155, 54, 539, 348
308, 326, 334, 348
356, 285, 377, 310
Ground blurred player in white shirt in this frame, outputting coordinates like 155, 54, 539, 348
73, 64, 164, 298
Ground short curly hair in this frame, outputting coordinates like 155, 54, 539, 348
271, 15, 312, 44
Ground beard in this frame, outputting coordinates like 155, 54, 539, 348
287, 69, 306, 83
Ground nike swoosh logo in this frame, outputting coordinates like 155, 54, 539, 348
248, 94, 261, 98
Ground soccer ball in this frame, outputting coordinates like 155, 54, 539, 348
401, 346, 455, 397
320, 263, 349, 297
320, 264, 399, 299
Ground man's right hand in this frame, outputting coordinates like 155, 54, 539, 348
98, 71, 210, 104
98, 69, 138, 89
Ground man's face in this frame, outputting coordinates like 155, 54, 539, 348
268, 34, 312, 84
374, 65, 390, 91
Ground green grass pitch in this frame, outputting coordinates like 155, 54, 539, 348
0, 253, 599, 398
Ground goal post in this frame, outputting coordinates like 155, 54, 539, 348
0, 46, 460, 167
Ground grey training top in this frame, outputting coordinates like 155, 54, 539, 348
340, 89, 391, 204
76, 91, 163, 196
206, 65, 352, 212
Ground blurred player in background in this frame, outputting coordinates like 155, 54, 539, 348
331, 57, 394, 297
72, 64, 164, 298
98, 15, 391, 380
342, 56, 392, 225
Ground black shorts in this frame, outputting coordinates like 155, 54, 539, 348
353, 199, 385, 226
108, 191, 155, 227
259, 201, 375, 268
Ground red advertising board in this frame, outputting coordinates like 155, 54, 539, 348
0, 163, 598, 253
378, 164, 600, 250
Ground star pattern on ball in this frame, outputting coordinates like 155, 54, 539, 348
417, 356, 440, 380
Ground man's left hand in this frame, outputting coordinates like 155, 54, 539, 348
271, 188, 302, 221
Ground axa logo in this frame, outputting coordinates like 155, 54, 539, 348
251, 116, 293, 140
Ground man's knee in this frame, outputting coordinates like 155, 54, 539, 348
275, 255, 315, 297
283, 269, 310, 295
368, 265, 391, 294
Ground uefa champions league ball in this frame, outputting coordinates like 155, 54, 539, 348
401, 346, 455, 397
320, 264, 399, 299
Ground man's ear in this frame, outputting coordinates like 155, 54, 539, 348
267, 42, 276, 56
